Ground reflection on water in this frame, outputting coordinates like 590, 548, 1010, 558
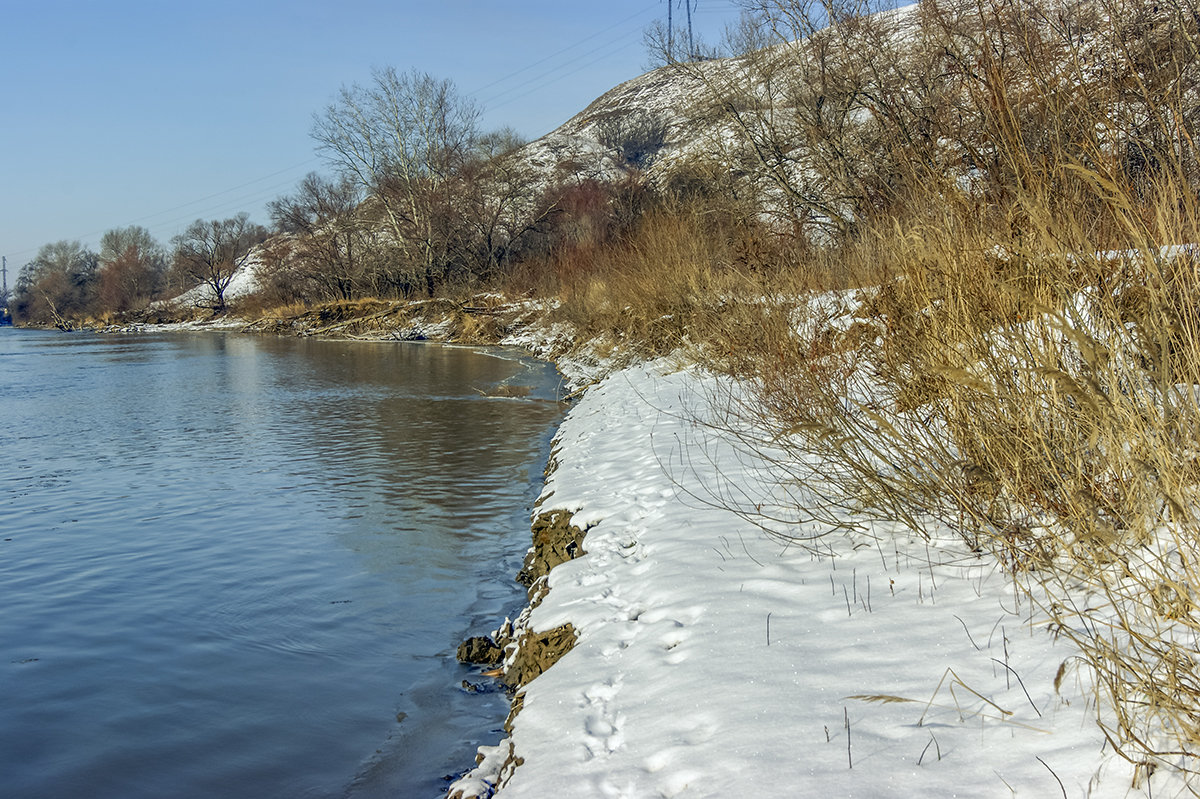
0, 329, 564, 799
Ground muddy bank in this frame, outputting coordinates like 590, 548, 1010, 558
448, 462, 595, 798
242, 297, 544, 345
70, 295, 546, 345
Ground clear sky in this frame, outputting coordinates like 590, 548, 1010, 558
0, 0, 740, 272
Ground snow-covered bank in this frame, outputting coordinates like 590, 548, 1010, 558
452, 359, 1177, 798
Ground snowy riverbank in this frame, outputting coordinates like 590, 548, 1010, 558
79, 304, 1184, 795
451, 358, 1176, 798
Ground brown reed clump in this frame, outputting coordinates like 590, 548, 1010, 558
678, 0, 1200, 779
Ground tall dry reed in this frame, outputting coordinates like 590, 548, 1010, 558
683, 0, 1200, 777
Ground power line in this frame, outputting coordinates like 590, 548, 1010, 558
2, 158, 319, 263
466, 5, 657, 99
484, 36, 644, 115
126, 158, 321, 227
480, 20, 651, 113
5, 4, 739, 264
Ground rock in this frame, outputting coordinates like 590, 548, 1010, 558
456, 635, 503, 666
516, 509, 588, 591
502, 622, 577, 688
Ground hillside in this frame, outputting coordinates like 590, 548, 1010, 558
441, 0, 1200, 795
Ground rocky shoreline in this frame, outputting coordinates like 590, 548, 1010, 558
448, 455, 595, 796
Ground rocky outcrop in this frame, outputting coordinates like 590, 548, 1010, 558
448, 503, 594, 798
502, 506, 590, 687
516, 509, 588, 597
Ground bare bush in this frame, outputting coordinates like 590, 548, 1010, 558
595, 112, 672, 171
687, 0, 1200, 777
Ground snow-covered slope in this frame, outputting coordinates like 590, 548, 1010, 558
450, 360, 1172, 797
511, 56, 722, 183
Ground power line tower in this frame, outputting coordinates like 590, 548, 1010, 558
666, 0, 674, 61
1, 256, 10, 325
685, 0, 695, 60
665, 1, 697, 62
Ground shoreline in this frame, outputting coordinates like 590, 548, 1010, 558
20, 300, 1182, 796
445, 359, 1177, 797
29, 301, 606, 794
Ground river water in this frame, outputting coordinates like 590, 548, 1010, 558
0, 328, 565, 799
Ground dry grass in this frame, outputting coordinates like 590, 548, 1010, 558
673, 0, 1200, 779
550, 208, 764, 361
695, 180, 1200, 777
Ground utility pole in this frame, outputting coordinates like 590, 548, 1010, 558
667, 0, 674, 61
686, 0, 694, 60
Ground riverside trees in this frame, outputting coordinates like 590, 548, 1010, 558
264, 173, 372, 302
97, 226, 167, 313
13, 228, 171, 324
14, 66, 560, 323
312, 67, 481, 297
308, 67, 556, 297
171, 214, 268, 312
13, 240, 99, 326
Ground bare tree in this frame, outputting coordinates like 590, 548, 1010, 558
266, 173, 371, 301
451, 128, 561, 285
171, 213, 267, 312
311, 66, 480, 296
98, 225, 166, 312
13, 240, 99, 326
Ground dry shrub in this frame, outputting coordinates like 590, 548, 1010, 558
552, 207, 761, 359
693, 0, 1200, 777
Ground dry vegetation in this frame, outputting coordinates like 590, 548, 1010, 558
663, 0, 1200, 779
16, 0, 1200, 778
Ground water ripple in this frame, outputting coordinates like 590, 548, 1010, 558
0, 330, 563, 799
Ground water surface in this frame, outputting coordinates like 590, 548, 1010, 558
0, 329, 564, 798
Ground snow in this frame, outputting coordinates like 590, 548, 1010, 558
168, 251, 265, 309
453, 358, 1181, 798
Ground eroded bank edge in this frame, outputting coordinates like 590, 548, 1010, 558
448, 445, 595, 797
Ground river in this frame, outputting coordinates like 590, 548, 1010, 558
0, 328, 564, 798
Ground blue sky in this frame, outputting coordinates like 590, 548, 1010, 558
0, 0, 739, 271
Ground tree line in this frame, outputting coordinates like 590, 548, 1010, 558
12, 214, 270, 326
12, 66, 674, 327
